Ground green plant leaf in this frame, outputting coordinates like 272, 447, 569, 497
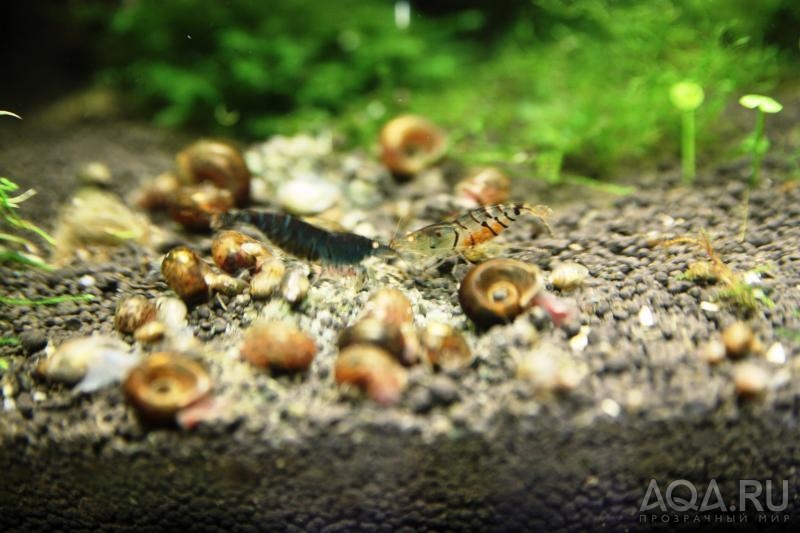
739, 94, 783, 113
669, 81, 704, 111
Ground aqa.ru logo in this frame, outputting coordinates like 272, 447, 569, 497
639, 479, 789, 514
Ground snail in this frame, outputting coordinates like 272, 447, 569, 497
361, 288, 414, 327
114, 295, 157, 334
168, 183, 234, 231
379, 115, 447, 177
240, 321, 316, 373
123, 352, 212, 425
211, 230, 273, 274
419, 322, 472, 371
334, 344, 407, 406
161, 247, 211, 303
176, 139, 251, 205
338, 318, 413, 365
161, 246, 246, 303
454, 167, 511, 206
459, 258, 574, 328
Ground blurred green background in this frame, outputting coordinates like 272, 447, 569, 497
4, 0, 799, 179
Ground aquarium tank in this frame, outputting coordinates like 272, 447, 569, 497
1, 1, 799, 530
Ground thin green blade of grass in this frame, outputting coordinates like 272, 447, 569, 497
0, 294, 95, 306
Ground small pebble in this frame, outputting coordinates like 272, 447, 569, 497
549, 262, 589, 291
638, 306, 655, 328
19, 330, 48, 355
250, 259, 286, 299
600, 398, 621, 418
722, 321, 756, 358
732, 362, 769, 397
765, 342, 786, 364
698, 339, 726, 365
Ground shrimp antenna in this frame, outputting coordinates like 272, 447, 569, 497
388, 214, 406, 247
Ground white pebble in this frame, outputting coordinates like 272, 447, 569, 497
765, 342, 786, 364
600, 398, 621, 418
277, 177, 340, 215
700, 301, 719, 313
638, 306, 655, 327
569, 326, 590, 353
78, 275, 96, 288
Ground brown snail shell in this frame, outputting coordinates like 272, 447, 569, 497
334, 344, 407, 406
168, 183, 234, 231
722, 321, 759, 359
240, 321, 316, 372
211, 230, 272, 274
176, 139, 251, 205
379, 115, 447, 177
123, 352, 212, 425
419, 322, 472, 370
161, 246, 211, 303
454, 167, 511, 206
458, 258, 544, 328
338, 318, 410, 364
114, 295, 157, 334
132, 172, 180, 211
362, 288, 414, 327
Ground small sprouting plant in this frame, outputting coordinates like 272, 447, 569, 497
662, 231, 773, 311
738, 94, 783, 188
669, 81, 704, 185
0, 108, 57, 270
0, 177, 55, 270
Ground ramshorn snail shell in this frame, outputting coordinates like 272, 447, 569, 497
168, 183, 234, 231
240, 322, 316, 373
176, 139, 251, 205
458, 258, 544, 328
123, 352, 212, 425
379, 115, 447, 177
114, 295, 157, 334
334, 344, 407, 406
454, 167, 510, 206
211, 230, 272, 274
161, 246, 211, 303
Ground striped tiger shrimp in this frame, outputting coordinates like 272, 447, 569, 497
213, 209, 396, 266
390, 203, 553, 259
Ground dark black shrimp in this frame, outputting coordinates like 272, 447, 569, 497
214, 210, 395, 265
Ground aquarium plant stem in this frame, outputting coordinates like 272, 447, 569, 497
681, 110, 696, 185
750, 110, 765, 188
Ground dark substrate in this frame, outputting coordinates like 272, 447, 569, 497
1, 119, 800, 532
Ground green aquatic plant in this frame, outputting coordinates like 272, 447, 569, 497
738, 94, 783, 188
0, 294, 95, 306
73, 0, 786, 179
662, 231, 773, 312
0, 177, 55, 270
670, 81, 704, 185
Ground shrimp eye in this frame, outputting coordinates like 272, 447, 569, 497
434, 231, 442, 238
